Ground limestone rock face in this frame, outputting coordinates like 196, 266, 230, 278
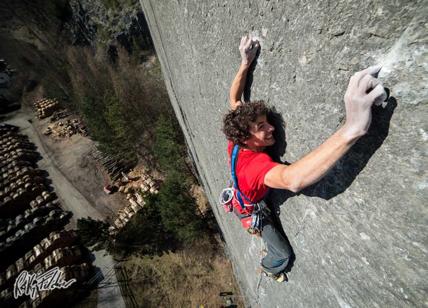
140, 0, 427, 306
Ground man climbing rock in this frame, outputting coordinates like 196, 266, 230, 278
222, 35, 386, 282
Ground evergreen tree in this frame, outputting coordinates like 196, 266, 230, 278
153, 114, 185, 172
158, 171, 202, 244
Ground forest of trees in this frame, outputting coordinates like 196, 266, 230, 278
69, 48, 209, 255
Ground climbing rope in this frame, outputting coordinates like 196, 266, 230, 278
253, 237, 266, 306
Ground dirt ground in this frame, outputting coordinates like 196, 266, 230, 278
32, 117, 127, 220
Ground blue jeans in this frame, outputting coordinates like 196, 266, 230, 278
260, 218, 292, 275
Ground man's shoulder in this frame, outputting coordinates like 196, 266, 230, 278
242, 151, 279, 178
227, 140, 233, 156
226, 142, 275, 167
246, 150, 274, 163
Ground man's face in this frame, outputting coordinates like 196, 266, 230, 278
244, 115, 275, 149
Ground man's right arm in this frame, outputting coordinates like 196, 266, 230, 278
264, 66, 386, 192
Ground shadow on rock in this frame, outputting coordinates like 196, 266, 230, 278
302, 95, 397, 199
242, 48, 260, 103
269, 94, 397, 215
266, 106, 288, 163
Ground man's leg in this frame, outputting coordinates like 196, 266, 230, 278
260, 220, 292, 275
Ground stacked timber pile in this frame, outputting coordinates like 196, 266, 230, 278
43, 118, 87, 138
108, 168, 160, 236
35, 105, 88, 139
34, 98, 60, 119
0, 124, 94, 308
108, 191, 146, 235
118, 172, 160, 195
29, 191, 57, 209
0, 125, 44, 216
0, 230, 79, 289
91, 148, 133, 181
0, 123, 18, 134
49, 109, 70, 122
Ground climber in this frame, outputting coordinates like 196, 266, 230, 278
222, 35, 386, 282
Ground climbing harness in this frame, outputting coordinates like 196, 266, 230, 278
219, 144, 269, 234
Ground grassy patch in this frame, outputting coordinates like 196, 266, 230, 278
119, 240, 244, 307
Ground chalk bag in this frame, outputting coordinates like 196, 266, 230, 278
219, 188, 234, 212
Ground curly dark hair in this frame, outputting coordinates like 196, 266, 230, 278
222, 100, 269, 147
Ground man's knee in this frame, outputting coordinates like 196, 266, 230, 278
278, 243, 291, 263
282, 244, 291, 256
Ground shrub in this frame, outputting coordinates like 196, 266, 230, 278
77, 217, 109, 249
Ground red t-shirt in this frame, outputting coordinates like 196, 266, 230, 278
227, 141, 279, 214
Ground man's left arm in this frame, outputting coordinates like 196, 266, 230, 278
229, 35, 259, 110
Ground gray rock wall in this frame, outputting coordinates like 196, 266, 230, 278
139, 0, 427, 307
